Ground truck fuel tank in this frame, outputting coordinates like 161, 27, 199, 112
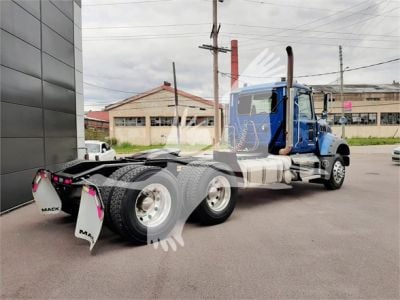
238, 155, 292, 187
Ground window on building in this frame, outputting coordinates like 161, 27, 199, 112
115, 117, 146, 126
381, 112, 400, 125
186, 116, 214, 126
366, 97, 380, 101
332, 113, 377, 125
186, 116, 196, 126
333, 114, 342, 125
150, 117, 181, 126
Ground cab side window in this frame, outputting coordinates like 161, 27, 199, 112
298, 94, 313, 119
238, 92, 278, 115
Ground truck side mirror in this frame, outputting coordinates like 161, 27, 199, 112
323, 93, 329, 116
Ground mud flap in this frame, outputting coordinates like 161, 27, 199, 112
74, 185, 104, 251
32, 170, 62, 214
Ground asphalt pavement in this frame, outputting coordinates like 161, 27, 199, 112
1, 148, 399, 299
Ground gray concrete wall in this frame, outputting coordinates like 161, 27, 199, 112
1, 0, 83, 212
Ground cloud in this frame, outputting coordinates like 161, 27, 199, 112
81, 0, 400, 110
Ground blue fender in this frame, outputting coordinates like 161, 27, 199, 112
318, 132, 350, 165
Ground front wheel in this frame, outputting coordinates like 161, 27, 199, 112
324, 155, 346, 190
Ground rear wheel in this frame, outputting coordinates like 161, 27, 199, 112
324, 155, 345, 190
109, 166, 181, 244
178, 161, 238, 226
100, 165, 140, 232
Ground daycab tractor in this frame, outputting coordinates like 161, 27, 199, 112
32, 46, 350, 250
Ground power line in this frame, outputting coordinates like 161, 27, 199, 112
83, 23, 211, 30
84, 82, 142, 94
83, 0, 174, 6
237, 0, 375, 49
241, 0, 399, 17
241, 0, 397, 51
83, 83, 217, 103
86, 57, 399, 104
328, 6, 400, 33
297, 57, 400, 78
219, 57, 400, 79
221, 34, 399, 51
297, 0, 393, 30
283, 0, 399, 51
83, 33, 208, 41
84, 82, 217, 99
223, 23, 400, 39
221, 31, 399, 44
83, 31, 208, 38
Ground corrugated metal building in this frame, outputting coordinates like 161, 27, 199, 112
1, 0, 84, 212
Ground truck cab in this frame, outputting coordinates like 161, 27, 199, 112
229, 81, 349, 160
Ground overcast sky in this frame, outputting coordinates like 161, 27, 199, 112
81, 0, 400, 110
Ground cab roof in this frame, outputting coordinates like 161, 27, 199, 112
232, 81, 310, 94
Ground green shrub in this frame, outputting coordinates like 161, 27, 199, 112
85, 129, 108, 141
105, 137, 118, 146
120, 142, 132, 148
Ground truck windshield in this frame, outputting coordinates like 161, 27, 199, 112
85, 143, 101, 153
237, 92, 277, 115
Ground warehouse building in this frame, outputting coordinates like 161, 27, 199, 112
312, 83, 400, 138
106, 83, 223, 146
1, 0, 84, 212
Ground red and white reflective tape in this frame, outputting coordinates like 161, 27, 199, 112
32, 171, 47, 193
84, 186, 104, 221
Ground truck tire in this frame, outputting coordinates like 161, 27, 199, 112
109, 166, 181, 244
100, 165, 140, 232
60, 165, 136, 220
57, 159, 85, 172
324, 155, 346, 190
178, 161, 238, 226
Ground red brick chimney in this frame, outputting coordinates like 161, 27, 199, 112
231, 40, 239, 90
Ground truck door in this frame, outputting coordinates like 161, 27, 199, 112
293, 91, 317, 153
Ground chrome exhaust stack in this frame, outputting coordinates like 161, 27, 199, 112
279, 46, 295, 156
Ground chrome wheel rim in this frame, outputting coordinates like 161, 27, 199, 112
135, 183, 171, 227
206, 176, 231, 212
332, 160, 345, 184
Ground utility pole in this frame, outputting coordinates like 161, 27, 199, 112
172, 62, 180, 145
199, 0, 229, 146
212, 0, 220, 146
339, 45, 345, 139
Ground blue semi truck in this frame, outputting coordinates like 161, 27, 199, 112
32, 46, 350, 250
